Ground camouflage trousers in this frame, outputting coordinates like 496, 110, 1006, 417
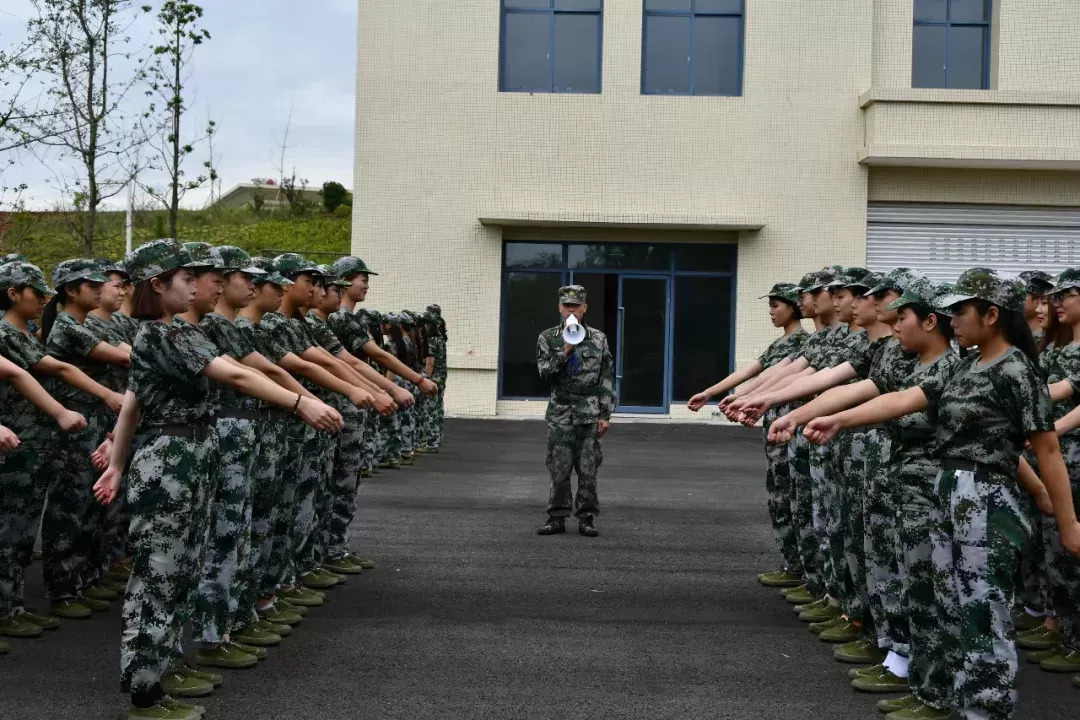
862, 430, 905, 650
1017, 452, 1049, 614
247, 417, 289, 607
424, 388, 445, 449
788, 432, 821, 595
546, 422, 601, 519
394, 378, 420, 454
41, 408, 113, 600
417, 393, 434, 449
317, 403, 365, 559
762, 406, 801, 573
290, 428, 334, 580
192, 417, 257, 643
933, 468, 1029, 720
833, 430, 868, 623
0, 443, 47, 615
379, 406, 402, 464
361, 405, 380, 472
272, 419, 315, 589
120, 431, 215, 695
898, 476, 958, 711
1045, 437, 1080, 651
809, 439, 841, 598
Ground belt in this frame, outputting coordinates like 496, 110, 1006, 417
554, 383, 600, 398
145, 421, 213, 442
942, 458, 985, 473
260, 408, 289, 421
67, 400, 106, 413
217, 408, 260, 420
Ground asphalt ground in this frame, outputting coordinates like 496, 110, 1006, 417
1, 419, 1078, 719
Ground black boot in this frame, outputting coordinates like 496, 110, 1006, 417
578, 517, 598, 537
536, 516, 566, 535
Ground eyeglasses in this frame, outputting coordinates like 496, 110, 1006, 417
1051, 290, 1080, 305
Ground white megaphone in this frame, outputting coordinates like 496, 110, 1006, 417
563, 314, 586, 345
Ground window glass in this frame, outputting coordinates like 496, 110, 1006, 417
555, 0, 601, 9
672, 244, 736, 272
502, 13, 552, 91
912, 24, 947, 88
505, 243, 563, 269
949, 0, 989, 23
568, 244, 671, 271
947, 25, 987, 89
691, 15, 741, 96
645, 0, 691, 10
643, 15, 691, 94
696, 0, 743, 13
913, 0, 947, 22
502, 272, 564, 397
553, 13, 601, 93
672, 276, 732, 401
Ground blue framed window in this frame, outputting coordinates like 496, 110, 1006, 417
499, 0, 603, 94
912, 0, 992, 89
641, 0, 744, 96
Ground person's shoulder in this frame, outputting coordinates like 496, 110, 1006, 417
587, 327, 610, 344
538, 325, 561, 341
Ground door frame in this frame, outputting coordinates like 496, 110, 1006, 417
614, 273, 671, 414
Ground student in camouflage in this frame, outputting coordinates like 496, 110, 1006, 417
688, 282, 807, 585
91, 239, 340, 720
804, 268, 1080, 720
1020, 271, 1055, 345
535, 285, 615, 538
425, 304, 449, 451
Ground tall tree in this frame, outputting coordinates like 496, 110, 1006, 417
141, 1, 212, 238
23, 0, 151, 254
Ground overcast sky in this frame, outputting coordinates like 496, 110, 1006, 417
0, 0, 358, 209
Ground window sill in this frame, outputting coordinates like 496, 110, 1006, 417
860, 87, 1080, 109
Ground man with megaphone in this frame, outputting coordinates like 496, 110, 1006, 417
535, 285, 615, 538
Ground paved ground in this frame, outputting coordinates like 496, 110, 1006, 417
2, 419, 1078, 719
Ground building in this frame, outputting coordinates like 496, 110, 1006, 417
352, 1, 1080, 420
214, 179, 326, 211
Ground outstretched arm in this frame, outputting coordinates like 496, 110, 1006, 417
687, 360, 764, 411
803, 386, 928, 444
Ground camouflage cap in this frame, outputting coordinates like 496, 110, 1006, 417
1052, 268, 1080, 294
858, 272, 885, 294
796, 271, 820, 293
125, 239, 193, 284
52, 258, 109, 287
0, 253, 30, 266
316, 264, 351, 288
559, 285, 587, 305
330, 255, 379, 278
94, 258, 129, 278
217, 245, 267, 275
934, 267, 1025, 313
1019, 270, 1055, 296
887, 276, 953, 316
827, 266, 873, 290
182, 242, 225, 270
398, 311, 417, 330
0, 261, 54, 295
759, 282, 800, 304
805, 266, 842, 292
273, 253, 320, 277
426, 303, 442, 316
866, 268, 924, 296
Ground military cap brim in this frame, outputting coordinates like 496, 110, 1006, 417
933, 292, 977, 311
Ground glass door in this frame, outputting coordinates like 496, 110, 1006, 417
617, 275, 669, 413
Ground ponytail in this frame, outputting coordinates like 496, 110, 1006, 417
40, 289, 66, 341
973, 299, 1039, 367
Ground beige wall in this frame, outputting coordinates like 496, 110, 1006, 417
353, 1, 1080, 418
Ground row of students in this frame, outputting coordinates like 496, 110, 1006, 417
0, 243, 449, 720
690, 265, 1080, 720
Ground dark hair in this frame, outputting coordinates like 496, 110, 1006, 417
131, 269, 181, 320
910, 304, 955, 343
41, 280, 94, 341
1040, 295, 1072, 355
387, 324, 407, 361
971, 299, 1039, 366
771, 297, 803, 322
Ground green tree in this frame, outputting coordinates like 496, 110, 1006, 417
321, 180, 348, 213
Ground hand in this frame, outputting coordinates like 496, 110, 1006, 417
597, 419, 611, 438
687, 392, 710, 412
741, 397, 771, 423
767, 416, 795, 444
738, 412, 760, 428
563, 343, 575, 356
1059, 519, 1080, 558
418, 378, 439, 395
91, 437, 114, 470
105, 391, 124, 414
297, 397, 345, 433
348, 389, 375, 410
0, 425, 20, 452
718, 394, 736, 409
803, 416, 840, 445
1034, 488, 1055, 517
391, 385, 415, 408
371, 392, 396, 417
57, 409, 88, 433
93, 467, 122, 505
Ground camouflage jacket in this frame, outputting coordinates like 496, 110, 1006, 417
199, 312, 258, 410
45, 311, 110, 405
429, 334, 448, 386
128, 319, 219, 427
849, 333, 893, 381
111, 311, 141, 343
537, 324, 615, 425
921, 347, 1054, 476
1045, 340, 1080, 424
84, 313, 131, 392
305, 310, 345, 356
810, 324, 853, 370
328, 308, 373, 358
756, 328, 807, 369
891, 349, 961, 482
0, 319, 51, 443
235, 315, 288, 364
869, 338, 920, 395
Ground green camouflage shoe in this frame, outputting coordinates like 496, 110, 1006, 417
279, 588, 324, 607
162, 669, 214, 698
1040, 648, 1080, 673
49, 598, 92, 619
177, 664, 224, 688
317, 568, 346, 584
850, 662, 885, 679
159, 696, 205, 718
255, 618, 292, 637
299, 571, 338, 590
228, 640, 267, 660
0, 613, 43, 638
321, 554, 363, 575
885, 703, 954, 719
1017, 627, 1062, 650
834, 638, 886, 665
1026, 646, 1063, 664
258, 606, 301, 626
126, 701, 198, 720
83, 582, 119, 601
232, 624, 282, 647
784, 586, 815, 604
877, 694, 919, 714
800, 604, 842, 623
78, 594, 111, 612
271, 601, 307, 618
109, 563, 132, 582
820, 620, 860, 644
795, 597, 827, 614
16, 610, 58, 631
360, 469, 374, 479
345, 553, 375, 570
852, 667, 908, 693
810, 616, 847, 634
758, 570, 803, 588
195, 643, 258, 669
399, 453, 415, 466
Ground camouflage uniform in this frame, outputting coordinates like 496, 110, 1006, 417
912, 270, 1053, 720
119, 240, 220, 698
756, 284, 807, 573
379, 329, 404, 464
537, 286, 615, 519
329, 302, 379, 473
426, 307, 448, 450
0, 264, 57, 618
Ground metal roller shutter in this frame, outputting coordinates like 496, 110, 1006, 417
867, 203, 1080, 282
